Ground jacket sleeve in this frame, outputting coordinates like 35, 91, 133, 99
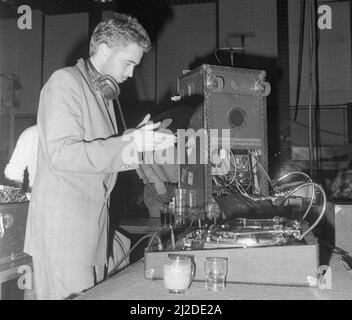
4, 135, 27, 183
38, 69, 139, 174
4, 126, 34, 183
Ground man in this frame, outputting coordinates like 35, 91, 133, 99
4, 125, 38, 191
24, 13, 175, 300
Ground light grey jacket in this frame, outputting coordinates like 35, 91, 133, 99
24, 59, 138, 266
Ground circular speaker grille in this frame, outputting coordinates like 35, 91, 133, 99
228, 107, 246, 129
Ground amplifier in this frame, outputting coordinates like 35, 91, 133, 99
0, 202, 29, 265
178, 64, 270, 149
177, 64, 271, 211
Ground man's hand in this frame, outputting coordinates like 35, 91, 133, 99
128, 114, 176, 152
137, 114, 153, 128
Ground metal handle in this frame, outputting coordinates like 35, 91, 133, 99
255, 80, 271, 96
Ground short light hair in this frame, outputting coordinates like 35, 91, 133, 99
89, 12, 151, 56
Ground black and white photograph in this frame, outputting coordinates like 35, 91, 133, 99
0, 0, 352, 306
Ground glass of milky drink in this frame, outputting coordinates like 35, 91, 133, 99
163, 254, 195, 294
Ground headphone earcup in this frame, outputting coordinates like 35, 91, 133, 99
85, 59, 120, 100
99, 75, 120, 100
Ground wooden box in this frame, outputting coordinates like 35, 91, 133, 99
144, 243, 319, 287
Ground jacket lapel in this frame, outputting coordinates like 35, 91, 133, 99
76, 59, 119, 196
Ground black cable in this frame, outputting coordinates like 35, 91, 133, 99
314, 0, 322, 174
294, 0, 306, 122
114, 97, 128, 132
220, 178, 257, 209
108, 234, 154, 277
291, 103, 349, 108
308, 0, 315, 178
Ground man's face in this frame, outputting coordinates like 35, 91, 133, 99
100, 42, 144, 84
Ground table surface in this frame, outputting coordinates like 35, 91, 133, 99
77, 249, 352, 300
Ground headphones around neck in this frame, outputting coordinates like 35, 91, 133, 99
85, 58, 120, 100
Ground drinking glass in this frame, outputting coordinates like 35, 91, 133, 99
175, 189, 187, 226
188, 189, 197, 210
204, 257, 228, 292
163, 254, 195, 294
